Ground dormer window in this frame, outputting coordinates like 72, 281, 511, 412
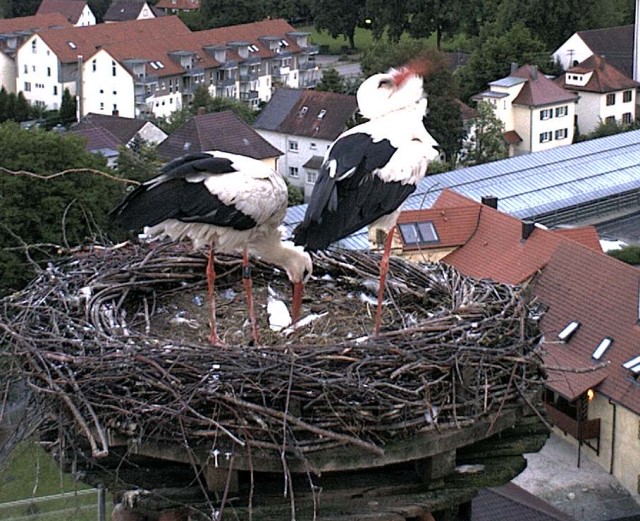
398, 222, 439, 246
558, 320, 580, 341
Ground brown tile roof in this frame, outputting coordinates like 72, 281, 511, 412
104, 1, 154, 22
511, 65, 578, 107
455, 98, 477, 122
155, 0, 200, 10
0, 12, 70, 34
156, 110, 282, 161
556, 55, 640, 93
36, 0, 88, 24
274, 89, 358, 141
73, 113, 147, 144
35, 16, 190, 64
397, 206, 480, 250
576, 24, 633, 78
552, 226, 602, 252
437, 190, 602, 285
70, 125, 121, 151
535, 240, 640, 414
503, 130, 522, 144
473, 483, 576, 521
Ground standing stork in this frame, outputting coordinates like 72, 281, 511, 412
110, 151, 312, 346
293, 59, 439, 335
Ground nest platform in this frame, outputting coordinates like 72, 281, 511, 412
0, 242, 548, 520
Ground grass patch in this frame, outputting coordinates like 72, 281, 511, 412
0, 442, 112, 521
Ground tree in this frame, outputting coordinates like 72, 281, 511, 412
315, 68, 346, 93
0, 87, 8, 123
87, 0, 113, 22
466, 101, 507, 165
407, 0, 466, 50
14, 92, 30, 122
364, 0, 410, 44
360, 39, 432, 77
456, 22, 548, 101
199, 0, 266, 29
60, 89, 77, 126
116, 138, 161, 184
312, 0, 366, 50
425, 96, 465, 167
0, 122, 120, 295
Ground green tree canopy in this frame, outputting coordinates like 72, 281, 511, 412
0, 122, 123, 294
60, 89, 77, 126
466, 100, 508, 165
312, 0, 366, 50
425, 96, 465, 167
315, 68, 347, 93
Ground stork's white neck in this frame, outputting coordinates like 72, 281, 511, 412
253, 238, 312, 283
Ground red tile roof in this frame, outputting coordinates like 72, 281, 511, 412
397, 206, 480, 250
503, 130, 522, 144
535, 241, 640, 414
35, 16, 191, 64
436, 190, 601, 285
556, 55, 640, 93
36, 0, 88, 24
156, 110, 282, 161
511, 65, 578, 107
0, 12, 70, 34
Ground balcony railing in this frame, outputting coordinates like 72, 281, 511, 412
183, 66, 204, 78
544, 403, 601, 441
215, 77, 236, 87
238, 71, 260, 82
239, 90, 258, 100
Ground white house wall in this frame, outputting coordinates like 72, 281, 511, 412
76, 5, 97, 26
16, 35, 63, 110
0, 51, 16, 93
147, 90, 182, 118
82, 50, 135, 118
553, 34, 592, 71
137, 3, 155, 20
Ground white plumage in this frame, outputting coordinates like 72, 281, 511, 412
111, 150, 312, 345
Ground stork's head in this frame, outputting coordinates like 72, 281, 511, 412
279, 242, 312, 325
357, 59, 431, 120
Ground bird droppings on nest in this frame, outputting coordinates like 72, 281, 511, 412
1, 241, 546, 462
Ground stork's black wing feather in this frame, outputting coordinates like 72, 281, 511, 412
293, 133, 414, 251
110, 153, 256, 232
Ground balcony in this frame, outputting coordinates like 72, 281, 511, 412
544, 402, 601, 441
239, 90, 258, 100
183, 66, 204, 78
215, 77, 236, 87
238, 71, 259, 83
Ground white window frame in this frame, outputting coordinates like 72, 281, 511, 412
554, 106, 568, 117
288, 166, 299, 178
540, 109, 552, 120
289, 140, 299, 152
555, 128, 568, 140
539, 131, 552, 143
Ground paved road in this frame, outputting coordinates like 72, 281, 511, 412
513, 433, 640, 521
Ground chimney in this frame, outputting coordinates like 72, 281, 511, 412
530, 65, 538, 80
599, 54, 606, 70
510, 62, 518, 74
522, 220, 535, 240
197, 106, 206, 116
481, 195, 498, 209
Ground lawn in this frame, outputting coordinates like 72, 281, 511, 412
0, 442, 112, 521
294, 25, 469, 56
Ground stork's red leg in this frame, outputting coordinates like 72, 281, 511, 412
291, 281, 304, 326
374, 228, 395, 335
206, 243, 223, 346
242, 248, 260, 345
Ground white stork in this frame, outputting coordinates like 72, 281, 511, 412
293, 59, 439, 335
111, 151, 312, 346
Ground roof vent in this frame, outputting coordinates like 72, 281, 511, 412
522, 220, 535, 241
481, 195, 498, 209
558, 320, 580, 342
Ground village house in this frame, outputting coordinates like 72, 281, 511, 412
555, 55, 640, 135
154, 0, 200, 15
103, 1, 157, 23
0, 13, 71, 93
472, 64, 579, 156
386, 189, 640, 503
253, 88, 358, 201
36, 0, 96, 27
14, 17, 320, 119
156, 110, 282, 171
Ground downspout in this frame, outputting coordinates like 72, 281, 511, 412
609, 399, 617, 474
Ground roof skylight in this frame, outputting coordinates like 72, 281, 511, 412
398, 221, 440, 246
67, 41, 76, 49
592, 337, 613, 360
558, 320, 580, 341
622, 355, 640, 373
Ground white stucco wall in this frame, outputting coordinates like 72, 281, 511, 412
553, 33, 593, 71
82, 50, 135, 118
16, 36, 63, 110
0, 51, 16, 93
76, 5, 97, 26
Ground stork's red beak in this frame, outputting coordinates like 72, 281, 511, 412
291, 281, 304, 326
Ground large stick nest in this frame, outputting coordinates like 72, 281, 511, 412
0, 242, 545, 462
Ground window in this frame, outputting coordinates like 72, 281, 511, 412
606, 93, 615, 106
288, 166, 299, 178
592, 337, 613, 360
31, 40, 36, 53
23, 64, 27, 74
24, 82, 31, 91
398, 221, 439, 246
605, 115, 615, 123
289, 140, 299, 152
310, 142, 317, 150
623, 112, 633, 124
317, 109, 326, 119
555, 128, 568, 140
306, 171, 317, 184
100, 102, 104, 110
539, 131, 552, 143
112, 60, 117, 77
624, 90, 632, 103
47, 67, 51, 77
53, 85, 57, 95
558, 321, 580, 341
555, 106, 568, 117
92, 60, 96, 72
540, 109, 552, 120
